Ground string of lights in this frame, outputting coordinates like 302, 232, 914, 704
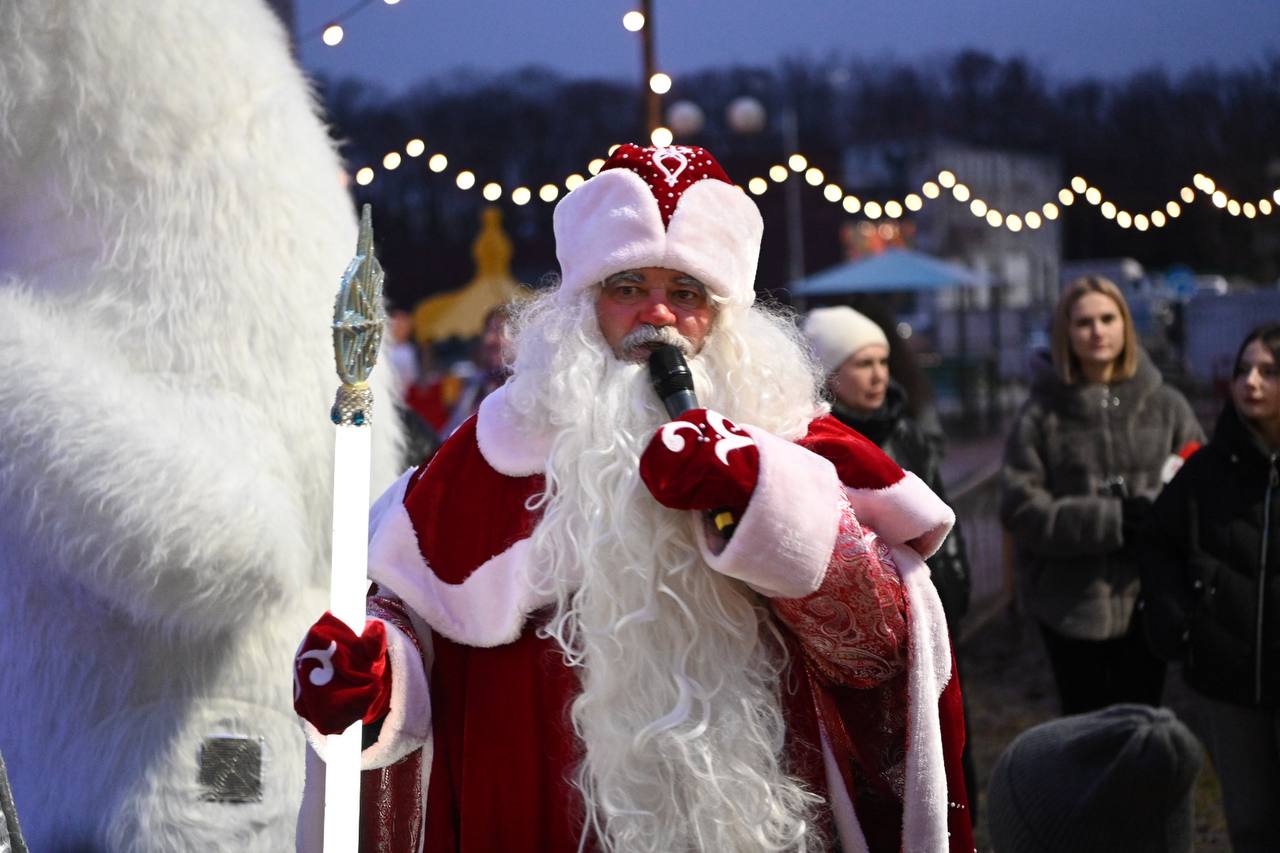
350, 138, 1280, 233
303, 0, 402, 47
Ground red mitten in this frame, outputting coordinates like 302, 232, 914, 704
639, 408, 760, 512
293, 611, 392, 735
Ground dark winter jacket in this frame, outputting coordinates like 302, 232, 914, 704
1141, 404, 1280, 708
1000, 349, 1204, 640
833, 381, 972, 625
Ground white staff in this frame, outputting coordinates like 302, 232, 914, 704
324, 204, 385, 852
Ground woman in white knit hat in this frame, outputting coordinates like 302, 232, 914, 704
803, 306, 971, 626
803, 304, 979, 823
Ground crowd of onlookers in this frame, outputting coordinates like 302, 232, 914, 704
802, 278, 1278, 852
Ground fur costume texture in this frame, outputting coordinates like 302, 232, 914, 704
0, 2, 401, 850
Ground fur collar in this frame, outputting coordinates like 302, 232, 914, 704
475, 385, 552, 477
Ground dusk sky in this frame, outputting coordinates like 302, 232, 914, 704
297, 0, 1279, 94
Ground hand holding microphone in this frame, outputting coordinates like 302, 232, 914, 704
641, 346, 759, 539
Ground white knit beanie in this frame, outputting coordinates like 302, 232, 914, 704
802, 306, 890, 375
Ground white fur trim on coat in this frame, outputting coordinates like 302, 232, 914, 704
552, 168, 762, 307
695, 425, 843, 598
816, 542, 953, 853
365, 468, 565, 649
845, 472, 954, 559
475, 385, 550, 477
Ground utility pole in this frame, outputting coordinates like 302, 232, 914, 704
640, 0, 659, 134
782, 106, 806, 290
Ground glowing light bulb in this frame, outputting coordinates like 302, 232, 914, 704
842, 196, 861, 214
622, 10, 646, 31
884, 200, 903, 219
565, 174, 585, 191
864, 201, 882, 219
748, 177, 768, 195
650, 126, 674, 147
969, 199, 988, 218
769, 165, 788, 183
1227, 199, 1241, 216
512, 187, 532, 206
951, 183, 970, 203
1180, 186, 1195, 203
1070, 176, 1087, 193
482, 182, 502, 201
1151, 211, 1166, 227
905, 193, 923, 211
1006, 214, 1023, 232
588, 158, 606, 175
1166, 200, 1181, 217
937, 170, 956, 188
804, 167, 824, 186
322, 24, 344, 46
455, 170, 476, 190
788, 154, 808, 172
985, 209, 1003, 228
1116, 210, 1132, 228
1135, 214, 1150, 231
354, 167, 374, 186
1042, 202, 1060, 220
922, 181, 940, 199
382, 152, 402, 170
1085, 187, 1102, 205
1101, 201, 1117, 219
405, 139, 425, 157
428, 153, 448, 173
649, 73, 672, 95
1025, 211, 1042, 229
539, 184, 559, 202
823, 184, 843, 202
1058, 189, 1074, 206
1212, 190, 1227, 208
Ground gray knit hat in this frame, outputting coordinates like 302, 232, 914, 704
988, 704, 1202, 853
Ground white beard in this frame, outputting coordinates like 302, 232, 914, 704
502, 290, 828, 852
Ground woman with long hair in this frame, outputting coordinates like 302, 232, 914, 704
1142, 324, 1280, 852
1001, 276, 1203, 714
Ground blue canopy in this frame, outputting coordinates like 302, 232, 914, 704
790, 248, 988, 296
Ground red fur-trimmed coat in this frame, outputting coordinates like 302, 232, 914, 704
298, 386, 973, 853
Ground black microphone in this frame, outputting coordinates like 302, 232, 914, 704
647, 344, 699, 418
647, 345, 738, 540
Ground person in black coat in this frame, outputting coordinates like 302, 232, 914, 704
1141, 323, 1280, 852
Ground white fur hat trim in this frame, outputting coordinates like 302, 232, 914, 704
552, 167, 762, 307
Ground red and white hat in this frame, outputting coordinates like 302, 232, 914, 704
552, 143, 762, 307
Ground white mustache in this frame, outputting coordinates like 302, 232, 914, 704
619, 324, 693, 356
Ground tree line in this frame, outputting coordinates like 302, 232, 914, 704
317, 51, 1280, 308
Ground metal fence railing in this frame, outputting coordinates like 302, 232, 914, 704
949, 463, 1014, 646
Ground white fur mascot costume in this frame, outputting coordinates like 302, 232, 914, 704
0, 2, 401, 849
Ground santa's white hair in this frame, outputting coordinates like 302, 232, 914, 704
502, 280, 829, 852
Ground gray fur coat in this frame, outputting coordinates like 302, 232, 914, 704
1000, 349, 1204, 640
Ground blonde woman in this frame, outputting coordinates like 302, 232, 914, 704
1001, 276, 1203, 714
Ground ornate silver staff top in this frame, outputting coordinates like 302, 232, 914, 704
330, 204, 386, 427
